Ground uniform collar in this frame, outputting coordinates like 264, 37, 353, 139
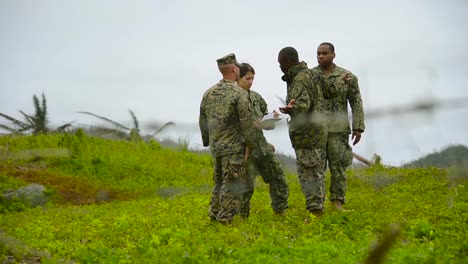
220, 79, 237, 84
327, 64, 343, 77
281, 61, 308, 83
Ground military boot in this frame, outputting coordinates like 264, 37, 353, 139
274, 209, 285, 216
219, 219, 233, 226
332, 200, 351, 212
304, 209, 324, 223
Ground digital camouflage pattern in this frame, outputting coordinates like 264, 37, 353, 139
326, 132, 353, 203
246, 90, 276, 157
216, 53, 241, 67
282, 62, 337, 212
295, 148, 327, 212
241, 151, 289, 216
209, 152, 248, 222
238, 90, 289, 216
199, 78, 255, 223
199, 79, 255, 157
282, 62, 338, 149
310, 65, 365, 133
311, 64, 365, 204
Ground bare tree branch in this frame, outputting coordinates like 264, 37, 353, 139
128, 109, 140, 131
78, 111, 130, 131
151, 122, 175, 137
0, 112, 29, 129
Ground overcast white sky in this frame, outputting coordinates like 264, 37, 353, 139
1, 0, 467, 165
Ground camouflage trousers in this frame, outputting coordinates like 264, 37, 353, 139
209, 152, 250, 223
240, 151, 289, 217
295, 148, 327, 212
326, 132, 353, 204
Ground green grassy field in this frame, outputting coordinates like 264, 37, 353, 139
0, 133, 467, 263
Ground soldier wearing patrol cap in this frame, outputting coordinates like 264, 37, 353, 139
216, 53, 241, 67
199, 53, 255, 224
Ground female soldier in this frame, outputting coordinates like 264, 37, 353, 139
237, 63, 289, 217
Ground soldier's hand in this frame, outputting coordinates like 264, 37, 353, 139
253, 118, 262, 129
342, 72, 353, 83
279, 99, 296, 114
351, 130, 362, 146
269, 143, 276, 153
272, 110, 280, 118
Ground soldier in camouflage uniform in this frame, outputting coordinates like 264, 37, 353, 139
278, 47, 334, 216
236, 63, 289, 217
311, 42, 365, 211
199, 53, 256, 224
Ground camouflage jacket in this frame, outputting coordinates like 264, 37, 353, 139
282, 62, 332, 149
311, 65, 365, 133
243, 89, 273, 157
199, 79, 255, 157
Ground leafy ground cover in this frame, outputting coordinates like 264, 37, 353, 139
0, 133, 467, 263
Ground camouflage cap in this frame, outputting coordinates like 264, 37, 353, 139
216, 53, 240, 67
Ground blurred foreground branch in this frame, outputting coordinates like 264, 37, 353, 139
364, 224, 401, 264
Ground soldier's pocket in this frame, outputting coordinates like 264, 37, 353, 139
297, 149, 322, 168
341, 144, 353, 168
225, 154, 248, 181
322, 85, 336, 99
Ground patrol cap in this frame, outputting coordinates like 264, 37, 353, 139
216, 53, 240, 67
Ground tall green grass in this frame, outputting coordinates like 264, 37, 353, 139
0, 133, 467, 263
0, 132, 212, 193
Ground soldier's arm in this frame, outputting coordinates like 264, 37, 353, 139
198, 98, 210, 147
287, 77, 311, 117
237, 91, 256, 148
258, 93, 268, 115
258, 93, 276, 130
347, 75, 365, 132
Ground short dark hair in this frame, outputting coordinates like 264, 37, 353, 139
319, 42, 335, 53
278, 47, 299, 63
239, 63, 255, 78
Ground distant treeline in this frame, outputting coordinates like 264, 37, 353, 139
403, 145, 468, 168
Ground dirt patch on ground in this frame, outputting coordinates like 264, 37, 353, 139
1, 163, 132, 205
